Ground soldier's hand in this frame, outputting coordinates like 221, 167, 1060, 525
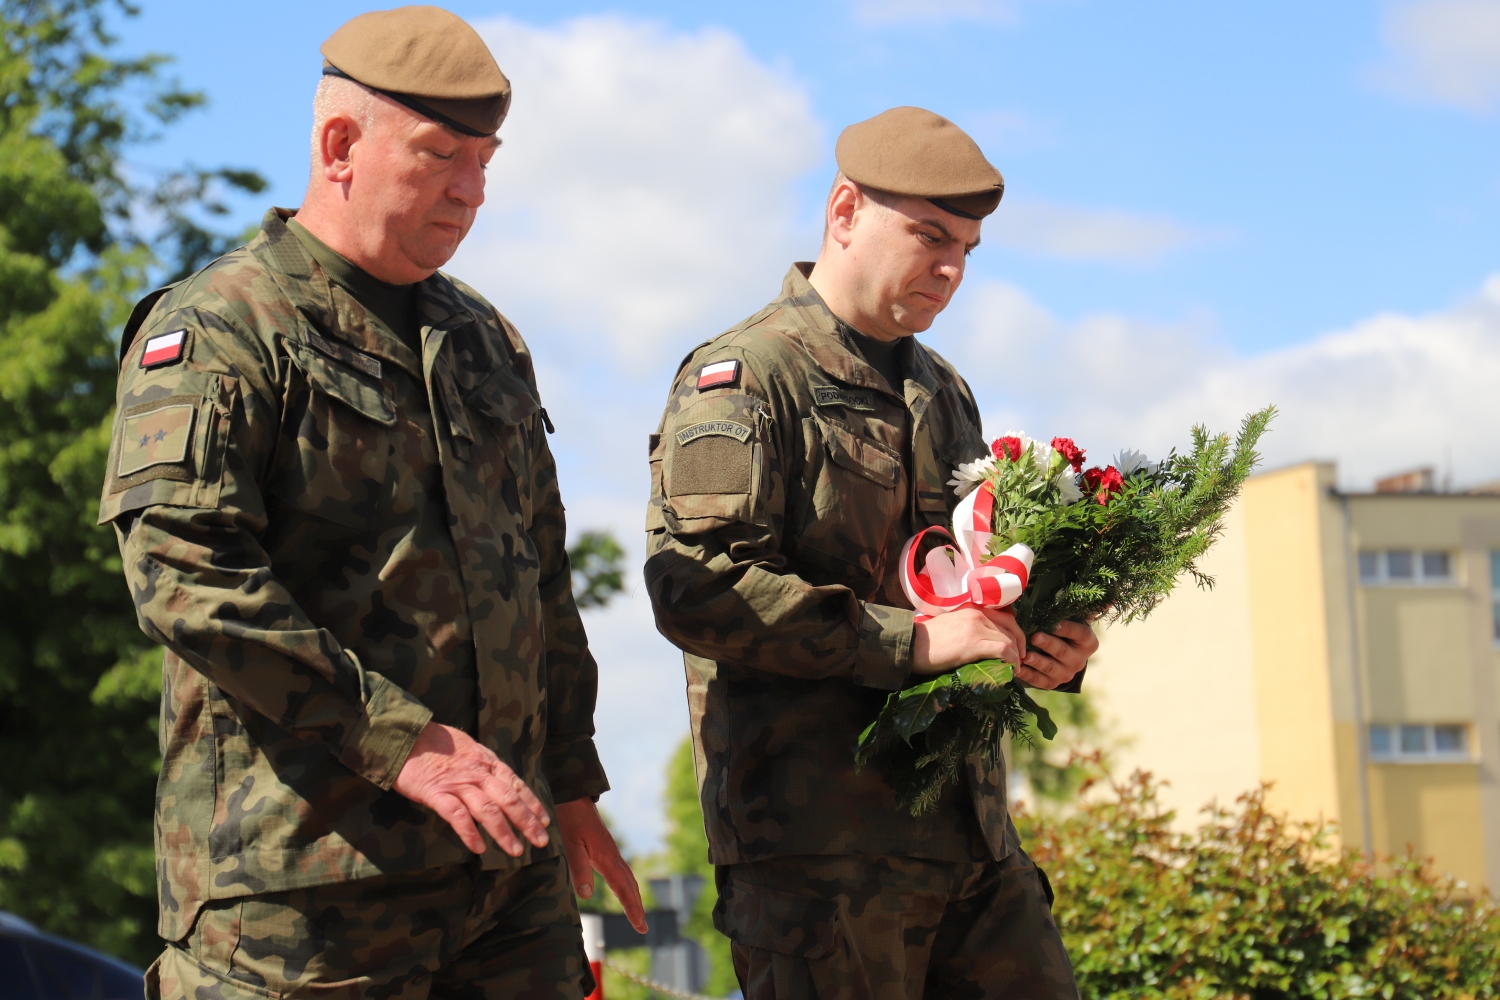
1016, 619, 1097, 690
911, 606, 1027, 675
393, 723, 550, 856
555, 798, 649, 934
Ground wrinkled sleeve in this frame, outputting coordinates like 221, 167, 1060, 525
529, 416, 610, 803
100, 312, 431, 791
643, 350, 914, 691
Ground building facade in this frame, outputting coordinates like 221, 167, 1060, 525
1089, 461, 1500, 891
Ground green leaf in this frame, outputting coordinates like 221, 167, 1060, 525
891, 674, 956, 741
956, 659, 1014, 690
1013, 685, 1059, 740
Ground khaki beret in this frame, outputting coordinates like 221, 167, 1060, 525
321, 6, 511, 137
835, 107, 1004, 220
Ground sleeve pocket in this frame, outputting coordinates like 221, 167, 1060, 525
662, 393, 767, 529
99, 373, 237, 523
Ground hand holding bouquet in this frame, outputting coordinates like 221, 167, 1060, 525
855, 408, 1275, 816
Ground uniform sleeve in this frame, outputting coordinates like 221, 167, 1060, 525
643, 349, 914, 690
100, 310, 431, 791
528, 418, 610, 803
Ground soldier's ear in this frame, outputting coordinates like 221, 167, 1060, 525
826, 179, 861, 250
317, 115, 358, 183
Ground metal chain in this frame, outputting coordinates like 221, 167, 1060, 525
602, 957, 721, 1000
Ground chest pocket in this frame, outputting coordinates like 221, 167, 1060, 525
454, 363, 540, 526
795, 409, 903, 579
272, 338, 395, 530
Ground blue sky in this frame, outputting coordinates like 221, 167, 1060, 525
109, 0, 1500, 852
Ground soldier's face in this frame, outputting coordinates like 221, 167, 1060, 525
849, 193, 981, 337
352, 109, 501, 281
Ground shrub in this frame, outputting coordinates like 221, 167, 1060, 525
1020, 773, 1500, 999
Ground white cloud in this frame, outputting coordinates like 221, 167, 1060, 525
987, 199, 1226, 265
853, 0, 1021, 26
1371, 0, 1500, 113
436, 15, 827, 854
943, 276, 1500, 490
451, 15, 824, 365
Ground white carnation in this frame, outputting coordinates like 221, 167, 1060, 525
1000, 429, 1053, 474
1113, 448, 1159, 476
947, 454, 997, 498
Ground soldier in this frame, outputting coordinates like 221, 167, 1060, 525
99, 8, 644, 998
645, 106, 1098, 998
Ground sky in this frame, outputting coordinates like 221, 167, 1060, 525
111, 0, 1500, 853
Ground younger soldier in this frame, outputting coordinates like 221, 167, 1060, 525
645, 107, 1097, 998
101, 8, 642, 998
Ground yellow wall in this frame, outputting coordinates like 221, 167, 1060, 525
1368, 763, 1487, 889
1090, 500, 1263, 825
1240, 463, 1348, 838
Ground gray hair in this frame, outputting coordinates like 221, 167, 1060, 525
310, 74, 380, 165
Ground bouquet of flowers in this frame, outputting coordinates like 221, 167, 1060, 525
855, 408, 1275, 815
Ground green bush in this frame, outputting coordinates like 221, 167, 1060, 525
1020, 773, 1500, 999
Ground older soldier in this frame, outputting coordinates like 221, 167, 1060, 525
645, 107, 1098, 998
100, 8, 643, 998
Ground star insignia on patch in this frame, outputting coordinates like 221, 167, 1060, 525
696, 359, 740, 391
140, 329, 187, 369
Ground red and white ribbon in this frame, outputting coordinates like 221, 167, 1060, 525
899, 480, 1034, 618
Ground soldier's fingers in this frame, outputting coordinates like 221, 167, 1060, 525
1013, 662, 1063, 690
598, 848, 648, 934
977, 607, 1027, 659
1054, 618, 1100, 655
1020, 650, 1073, 687
431, 791, 487, 854
1028, 630, 1087, 673
456, 785, 524, 856
485, 763, 550, 824
562, 833, 595, 901
479, 772, 550, 849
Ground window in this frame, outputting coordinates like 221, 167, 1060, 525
1492, 551, 1500, 643
1358, 549, 1456, 585
1368, 723, 1470, 762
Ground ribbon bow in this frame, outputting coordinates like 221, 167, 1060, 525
899, 480, 1035, 618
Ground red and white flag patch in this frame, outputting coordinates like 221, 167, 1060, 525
696, 359, 740, 390
140, 329, 187, 369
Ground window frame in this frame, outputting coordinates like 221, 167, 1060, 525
1357, 548, 1459, 587
1367, 722, 1473, 763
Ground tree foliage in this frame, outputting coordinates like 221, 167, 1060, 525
0, 0, 261, 966
1022, 773, 1500, 999
569, 529, 627, 610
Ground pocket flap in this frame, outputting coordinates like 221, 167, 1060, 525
814, 411, 899, 489
465, 365, 540, 426
719, 881, 840, 959
286, 337, 396, 427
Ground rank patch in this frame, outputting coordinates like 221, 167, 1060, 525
696, 360, 740, 391
140, 330, 187, 368
676, 420, 752, 446
118, 403, 193, 477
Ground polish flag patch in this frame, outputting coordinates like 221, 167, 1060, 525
140, 329, 187, 369
696, 359, 740, 391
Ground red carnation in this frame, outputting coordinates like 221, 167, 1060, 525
992, 436, 1023, 462
1050, 436, 1086, 472
1083, 465, 1125, 504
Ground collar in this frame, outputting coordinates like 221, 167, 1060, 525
780, 262, 944, 403
254, 208, 472, 379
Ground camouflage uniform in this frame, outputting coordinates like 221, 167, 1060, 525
100, 209, 601, 997
645, 264, 1078, 998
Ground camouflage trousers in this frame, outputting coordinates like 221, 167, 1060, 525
144, 855, 592, 1000
715, 851, 1078, 1000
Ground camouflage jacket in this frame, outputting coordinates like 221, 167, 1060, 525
98, 209, 606, 941
645, 263, 1018, 865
